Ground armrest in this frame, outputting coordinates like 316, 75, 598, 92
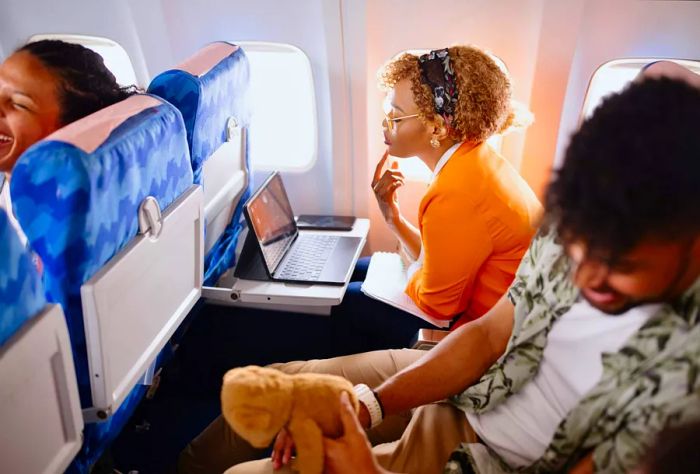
411, 328, 450, 350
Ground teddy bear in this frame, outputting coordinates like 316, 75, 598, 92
221, 365, 360, 474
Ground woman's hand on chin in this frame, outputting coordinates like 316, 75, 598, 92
371, 150, 404, 228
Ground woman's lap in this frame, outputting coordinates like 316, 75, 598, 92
350, 256, 371, 282
329, 280, 439, 356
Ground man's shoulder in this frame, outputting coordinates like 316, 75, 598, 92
520, 230, 566, 275
508, 230, 576, 314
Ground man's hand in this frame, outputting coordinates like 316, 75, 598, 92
271, 427, 295, 470
324, 392, 386, 474
357, 402, 371, 430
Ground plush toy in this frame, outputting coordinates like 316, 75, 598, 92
221, 365, 360, 474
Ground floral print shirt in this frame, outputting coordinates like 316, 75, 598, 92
446, 232, 700, 473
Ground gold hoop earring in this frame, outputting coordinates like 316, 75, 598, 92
430, 135, 440, 148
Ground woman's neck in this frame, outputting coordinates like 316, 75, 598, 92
417, 140, 478, 171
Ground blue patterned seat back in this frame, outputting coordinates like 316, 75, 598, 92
149, 42, 251, 285
148, 42, 250, 185
10, 94, 193, 472
0, 209, 46, 347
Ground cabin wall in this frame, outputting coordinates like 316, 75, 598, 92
0, 0, 353, 217
521, 0, 700, 201
358, 0, 547, 253
519, 0, 586, 199
554, 0, 700, 170
143, 0, 351, 216
0, 0, 152, 87
126, 0, 176, 79
3, 0, 700, 255
0, 0, 554, 254
339, 0, 369, 220
359, 0, 700, 253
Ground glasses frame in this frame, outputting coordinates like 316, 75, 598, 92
383, 113, 420, 132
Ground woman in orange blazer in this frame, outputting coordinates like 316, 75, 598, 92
331, 45, 541, 354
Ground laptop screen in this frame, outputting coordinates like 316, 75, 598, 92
245, 172, 297, 272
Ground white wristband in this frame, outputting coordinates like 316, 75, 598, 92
353, 383, 383, 429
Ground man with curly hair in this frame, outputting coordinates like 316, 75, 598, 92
180, 73, 700, 474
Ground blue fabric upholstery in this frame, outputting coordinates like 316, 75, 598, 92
148, 43, 250, 185
10, 95, 193, 472
0, 209, 46, 347
149, 43, 252, 285
201, 139, 250, 287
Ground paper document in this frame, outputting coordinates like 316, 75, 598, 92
361, 252, 450, 328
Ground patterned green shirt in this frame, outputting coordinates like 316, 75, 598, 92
445, 232, 700, 473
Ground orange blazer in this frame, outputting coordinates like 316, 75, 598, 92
405, 142, 541, 328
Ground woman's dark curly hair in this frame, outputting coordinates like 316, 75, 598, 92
545, 78, 700, 260
17, 39, 138, 125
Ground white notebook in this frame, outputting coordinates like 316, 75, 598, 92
360, 252, 450, 328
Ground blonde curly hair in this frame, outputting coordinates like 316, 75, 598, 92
378, 45, 532, 143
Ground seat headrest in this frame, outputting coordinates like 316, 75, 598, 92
0, 209, 46, 347
10, 93, 193, 405
148, 41, 250, 184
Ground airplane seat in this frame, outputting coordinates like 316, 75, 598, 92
148, 41, 250, 286
10, 94, 203, 472
0, 209, 83, 473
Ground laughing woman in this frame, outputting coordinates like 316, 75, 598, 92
0, 39, 137, 242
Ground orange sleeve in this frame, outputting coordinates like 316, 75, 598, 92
405, 191, 492, 320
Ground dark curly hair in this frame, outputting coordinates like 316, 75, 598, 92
544, 78, 700, 260
643, 420, 700, 473
17, 39, 138, 125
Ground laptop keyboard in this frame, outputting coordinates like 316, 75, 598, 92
277, 234, 340, 281
263, 238, 290, 270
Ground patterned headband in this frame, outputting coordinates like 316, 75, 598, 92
418, 48, 458, 128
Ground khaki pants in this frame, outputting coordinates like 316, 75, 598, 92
178, 349, 477, 474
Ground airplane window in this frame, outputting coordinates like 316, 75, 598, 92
581, 58, 700, 120
27, 34, 139, 87
236, 42, 317, 172
391, 49, 507, 182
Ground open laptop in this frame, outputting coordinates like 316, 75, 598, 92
234, 172, 363, 285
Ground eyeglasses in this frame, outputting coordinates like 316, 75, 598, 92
383, 113, 420, 133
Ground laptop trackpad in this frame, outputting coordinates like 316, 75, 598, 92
318, 236, 363, 283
